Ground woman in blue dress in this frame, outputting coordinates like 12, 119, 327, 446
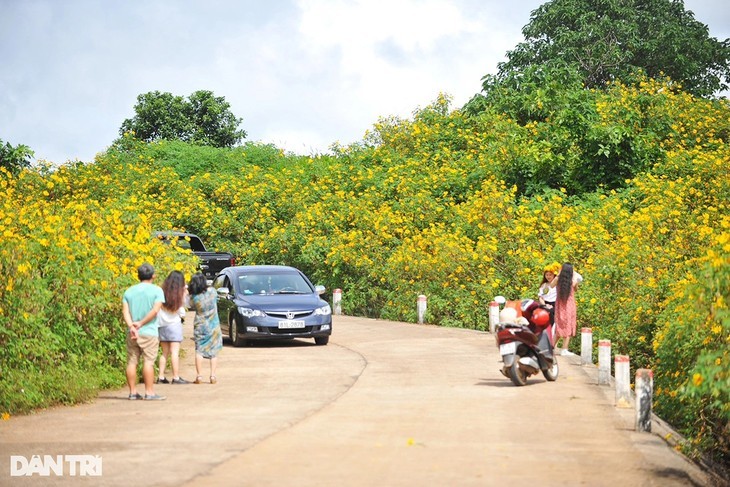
187, 273, 223, 384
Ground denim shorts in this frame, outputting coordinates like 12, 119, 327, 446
158, 323, 183, 342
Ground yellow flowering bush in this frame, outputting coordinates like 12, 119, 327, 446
0, 158, 197, 413
1, 77, 727, 467
653, 227, 729, 465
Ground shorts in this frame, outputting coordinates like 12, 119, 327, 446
126, 334, 159, 366
158, 322, 183, 342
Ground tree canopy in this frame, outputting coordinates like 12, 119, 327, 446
492, 0, 730, 97
119, 90, 246, 148
0, 139, 34, 174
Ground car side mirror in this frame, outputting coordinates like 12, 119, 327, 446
315, 285, 326, 295
217, 287, 230, 298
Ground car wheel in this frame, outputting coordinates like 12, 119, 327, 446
230, 317, 246, 347
314, 336, 329, 346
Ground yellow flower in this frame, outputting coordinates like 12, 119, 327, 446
692, 373, 703, 387
1, 412, 9, 421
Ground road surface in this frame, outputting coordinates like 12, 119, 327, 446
0, 315, 716, 486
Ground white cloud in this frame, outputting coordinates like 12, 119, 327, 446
274, 0, 527, 151
298, 0, 474, 57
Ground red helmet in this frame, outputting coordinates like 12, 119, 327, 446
532, 308, 550, 326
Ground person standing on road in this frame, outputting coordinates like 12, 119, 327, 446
551, 262, 583, 356
122, 263, 166, 400
188, 273, 222, 384
157, 270, 190, 385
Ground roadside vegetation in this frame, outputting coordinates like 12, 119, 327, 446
1, 77, 727, 469
1, 0, 728, 473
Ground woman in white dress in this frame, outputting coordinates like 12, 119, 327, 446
156, 270, 189, 384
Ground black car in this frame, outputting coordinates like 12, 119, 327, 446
153, 231, 235, 280
213, 265, 332, 346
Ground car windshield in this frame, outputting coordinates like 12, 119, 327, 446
237, 272, 312, 295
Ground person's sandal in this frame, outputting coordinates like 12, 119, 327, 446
194, 376, 203, 384
210, 376, 217, 384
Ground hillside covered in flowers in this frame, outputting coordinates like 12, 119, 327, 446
0, 77, 728, 469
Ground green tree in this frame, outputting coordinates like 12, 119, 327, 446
466, 61, 588, 125
120, 90, 246, 148
496, 0, 730, 97
0, 139, 34, 174
185, 90, 247, 148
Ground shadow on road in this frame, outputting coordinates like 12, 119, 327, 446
476, 378, 520, 387
476, 377, 558, 388
224, 338, 321, 348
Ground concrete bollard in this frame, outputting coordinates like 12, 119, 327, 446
417, 295, 427, 324
332, 289, 342, 315
488, 301, 500, 333
598, 340, 611, 385
635, 369, 654, 432
580, 327, 592, 365
615, 355, 631, 408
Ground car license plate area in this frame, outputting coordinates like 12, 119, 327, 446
278, 320, 305, 329
500, 342, 516, 355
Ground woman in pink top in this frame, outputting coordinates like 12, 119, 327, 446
552, 263, 583, 355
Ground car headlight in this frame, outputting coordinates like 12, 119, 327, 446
238, 307, 266, 318
314, 304, 332, 316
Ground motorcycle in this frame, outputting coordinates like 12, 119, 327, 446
495, 299, 559, 386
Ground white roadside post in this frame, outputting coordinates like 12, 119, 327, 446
417, 295, 427, 324
635, 369, 654, 432
598, 340, 612, 385
615, 355, 631, 408
489, 301, 500, 333
580, 327, 593, 365
332, 288, 342, 315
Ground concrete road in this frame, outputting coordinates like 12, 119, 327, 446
0, 315, 715, 486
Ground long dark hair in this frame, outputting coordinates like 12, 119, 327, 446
556, 263, 574, 305
188, 273, 208, 296
162, 270, 185, 311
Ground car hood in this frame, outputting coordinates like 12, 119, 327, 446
235, 293, 326, 311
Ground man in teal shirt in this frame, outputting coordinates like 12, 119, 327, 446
122, 263, 166, 400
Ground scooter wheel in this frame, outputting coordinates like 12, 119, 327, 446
508, 360, 528, 386
542, 360, 559, 381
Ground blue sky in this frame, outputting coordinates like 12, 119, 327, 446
1, 0, 728, 164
